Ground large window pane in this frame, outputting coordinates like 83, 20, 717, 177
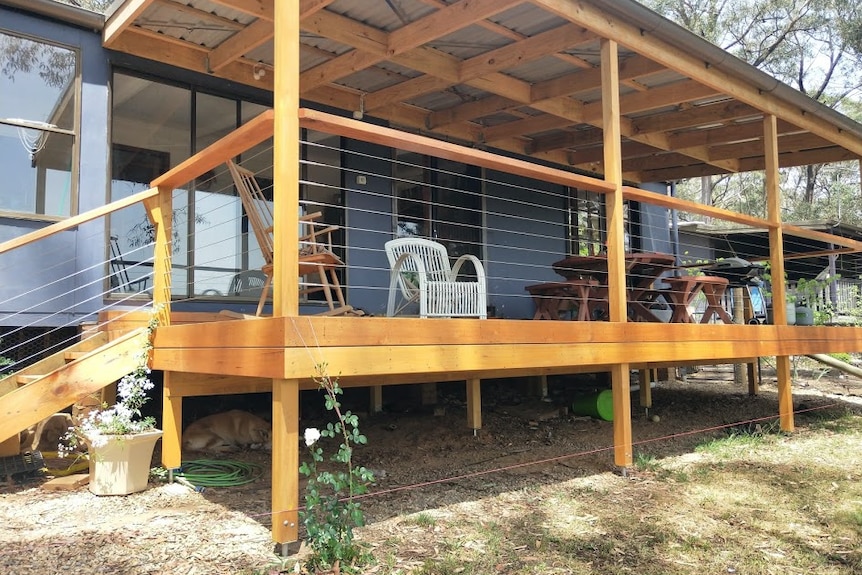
0, 32, 77, 217
0, 33, 76, 129
111, 73, 190, 297
194, 92, 240, 296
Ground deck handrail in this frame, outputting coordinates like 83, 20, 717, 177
0, 187, 159, 255
0, 184, 172, 325
151, 109, 274, 191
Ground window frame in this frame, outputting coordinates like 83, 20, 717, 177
0, 28, 80, 221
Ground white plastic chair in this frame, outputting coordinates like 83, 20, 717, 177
385, 238, 487, 318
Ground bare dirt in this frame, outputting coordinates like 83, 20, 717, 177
2, 361, 861, 574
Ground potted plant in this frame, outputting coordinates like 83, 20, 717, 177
60, 318, 162, 495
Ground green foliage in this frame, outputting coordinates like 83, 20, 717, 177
59, 308, 161, 455
299, 364, 374, 573
634, 452, 661, 471
409, 512, 437, 528
0, 338, 13, 376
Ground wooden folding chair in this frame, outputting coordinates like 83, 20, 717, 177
226, 160, 352, 316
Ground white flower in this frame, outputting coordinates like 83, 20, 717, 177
304, 427, 321, 447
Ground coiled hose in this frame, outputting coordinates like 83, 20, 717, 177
154, 459, 264, 490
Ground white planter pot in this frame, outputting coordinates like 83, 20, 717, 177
88, 430, 163, 496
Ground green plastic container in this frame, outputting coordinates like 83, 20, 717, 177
572, 389, 614, 421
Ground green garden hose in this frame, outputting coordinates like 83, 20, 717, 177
154, 459, 264, 490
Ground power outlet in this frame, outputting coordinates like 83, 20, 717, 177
356, 175, 367, 185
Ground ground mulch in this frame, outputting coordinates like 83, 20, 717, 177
1, 363, 860, 574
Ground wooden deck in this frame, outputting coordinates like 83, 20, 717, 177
151, 316, 862, 381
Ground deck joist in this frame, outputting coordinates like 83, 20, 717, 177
149, 315, 862, 392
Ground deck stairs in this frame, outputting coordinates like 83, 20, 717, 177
0, 327, 148, 445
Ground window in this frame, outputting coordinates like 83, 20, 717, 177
393, 152, 483, 260
568, 189, 634, 255
0, 31, 78, 218
110, 71, 279, 299
569, 189, 605, 256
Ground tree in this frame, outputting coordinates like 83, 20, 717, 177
54, 0, 113, 12
643, 0, 862, 226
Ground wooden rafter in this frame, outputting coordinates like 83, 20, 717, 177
107, 27, 273, 90
443, 57, 666, 140
301, 9, 741, 173
300, 0, 522, 91
530, 0, 862, 157
208, 19, 274, 72
103, 0, 154, 46
206, 0, 274, 21
100, 0, 862, 182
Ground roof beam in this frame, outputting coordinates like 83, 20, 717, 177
427, 95, 520, 129
709, 132, 835, 162
633, 101, 761, 135
108, 27, 273, 90
103, 0, 154, 47
531, 56, 664, 101
632, 146, 859, 182
570, 141, 659, 168
668, 119, 800, 150
527, 80, 722, 153
206, 0, 274, 21
208, 18, 274, 72
300, 0, 337, 19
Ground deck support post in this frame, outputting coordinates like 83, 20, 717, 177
747, 361, 759, 396
466, 378, 481, 432
272, 378, 300, 545
602, 38, 633, 467
370, 385, 383, 414
161, 371, 182, 471
420, 383, 437, 406
611, 364, 633, 467
638, 369, 652, 410
764, 114, 794, 432
528, 375, 548, 399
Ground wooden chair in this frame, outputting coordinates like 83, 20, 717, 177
384, 237, 487, 318
226, 160, 352, 316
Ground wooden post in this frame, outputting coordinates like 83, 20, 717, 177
732, 287, 745, 386
144, 186, 173, 326
466, 378, 482, 432
747, 361, 759, 396
528, 375, 549, 399
602, 39, 633, 468
272, 0, 300, 549
638, 369, 651, 410
273, 0, 300, 318
272, 378, 300, 546
370, 385, 383, 414
161, 371, 182, 470
764, 114, 794, 432
420, 383, 438, 406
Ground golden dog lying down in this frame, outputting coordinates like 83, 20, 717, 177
182, 410, 271, 453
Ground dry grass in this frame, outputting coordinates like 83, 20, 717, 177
344, 408, 862, 575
